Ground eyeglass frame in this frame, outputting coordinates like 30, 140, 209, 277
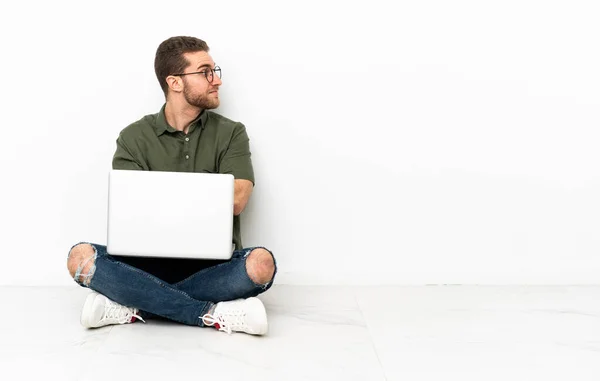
172, 66, 222, 83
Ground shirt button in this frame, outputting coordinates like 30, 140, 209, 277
185, 155, 190, 159
185, 137, 189, 142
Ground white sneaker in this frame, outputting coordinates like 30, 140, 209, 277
201, 297, 268, 335
80, 292, 144, 328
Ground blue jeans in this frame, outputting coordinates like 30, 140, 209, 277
68, 243, 277, 326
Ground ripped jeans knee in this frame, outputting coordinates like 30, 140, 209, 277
67, 242, 98, 287
243, 246, 277, 291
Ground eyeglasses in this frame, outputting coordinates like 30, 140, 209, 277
172, 66, 222, 83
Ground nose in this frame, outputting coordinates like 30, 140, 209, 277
212, 74, 222, 86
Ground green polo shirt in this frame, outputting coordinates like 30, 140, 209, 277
110, 104, 255, 282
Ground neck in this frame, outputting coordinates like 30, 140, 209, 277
164, 97, 203, 134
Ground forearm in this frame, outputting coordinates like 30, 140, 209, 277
234, 179, 253, 215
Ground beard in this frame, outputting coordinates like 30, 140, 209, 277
183, 83, 220, 110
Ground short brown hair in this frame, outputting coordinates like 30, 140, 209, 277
154, 36, 210, 97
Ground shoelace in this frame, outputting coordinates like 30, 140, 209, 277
101, 299, 145, 324
201, 310, 247, 335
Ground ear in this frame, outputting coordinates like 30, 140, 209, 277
166, 75, 183, 94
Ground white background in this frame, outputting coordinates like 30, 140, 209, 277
0, 0, 599, 286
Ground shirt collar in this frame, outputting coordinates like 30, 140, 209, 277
154, 104, 209, 136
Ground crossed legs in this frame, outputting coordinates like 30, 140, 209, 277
67, 243, 276, 328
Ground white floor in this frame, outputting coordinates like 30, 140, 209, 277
2, 285, 600, 381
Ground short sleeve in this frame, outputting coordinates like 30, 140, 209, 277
219, 123, 255, 184
112, 134, 146, 170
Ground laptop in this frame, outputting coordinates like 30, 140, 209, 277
107, 170, 235, 260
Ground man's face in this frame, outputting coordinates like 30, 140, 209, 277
180, 51, 222, 109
